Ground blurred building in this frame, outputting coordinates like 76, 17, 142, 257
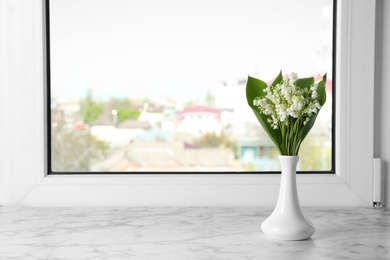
177, 105, 222, 136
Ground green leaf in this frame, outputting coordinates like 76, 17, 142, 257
295, 77, 314, 90
251, 107, 282, 154
246, 75, 282, 154
271, 70, 284, 87
317, 73, 327, 106
246, 75, 268, 106
297, 113, 319, 152
295, 74, 327, 154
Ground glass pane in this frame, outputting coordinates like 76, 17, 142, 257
49, 0, 334, 173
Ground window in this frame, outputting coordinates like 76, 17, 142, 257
47, 0, 335, 173
0, 0, 375, 207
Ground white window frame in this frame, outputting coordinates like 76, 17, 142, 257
0, 0, 375, 207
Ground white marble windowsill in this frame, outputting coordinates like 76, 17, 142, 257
0, 207, 389, 259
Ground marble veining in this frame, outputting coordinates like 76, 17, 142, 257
0, 207, 389, 259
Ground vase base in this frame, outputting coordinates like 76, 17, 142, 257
263, 234, 314, 241
261, 215, 315, 241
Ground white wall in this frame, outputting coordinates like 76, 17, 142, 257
374, 0, 390, 207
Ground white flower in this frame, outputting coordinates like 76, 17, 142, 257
253, 97, 261, 106
289, 72, 298, 82
252, 72, 323, 130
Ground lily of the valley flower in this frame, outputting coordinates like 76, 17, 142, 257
246, 71, 327, 156
253, 74, 322, 129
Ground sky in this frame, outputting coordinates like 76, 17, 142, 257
49, 0, 333, 101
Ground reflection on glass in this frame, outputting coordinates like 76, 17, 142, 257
49, 0, 334, 172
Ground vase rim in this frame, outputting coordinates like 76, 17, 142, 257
279, 155, 299, 158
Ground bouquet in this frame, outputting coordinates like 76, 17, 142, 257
246, 71, 327, 156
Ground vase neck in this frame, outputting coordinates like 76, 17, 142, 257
274, 155, 301, 212
279, 155, 299, 174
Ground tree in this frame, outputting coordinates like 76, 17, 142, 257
298, 132, 332, 171
80, 90, 103, 124
51, 124, 109, 172
205, 91, 215, 107
104, 98, 141, 123
192, 132, 234, 149
117, 108, 140, 122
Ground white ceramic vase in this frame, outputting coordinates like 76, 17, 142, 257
261, 155, 315, 240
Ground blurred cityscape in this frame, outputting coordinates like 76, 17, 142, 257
51, 76, 332, 173
49, 0, 334, 173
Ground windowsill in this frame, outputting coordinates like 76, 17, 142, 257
0, 207, 388, 259
41, 173, 344, 185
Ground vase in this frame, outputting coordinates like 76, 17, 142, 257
261, 155, 315, 240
